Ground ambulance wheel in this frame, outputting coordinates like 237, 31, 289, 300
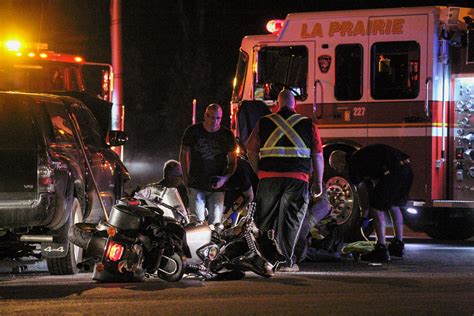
324, 146, 369, 242
325, 175, 363, 242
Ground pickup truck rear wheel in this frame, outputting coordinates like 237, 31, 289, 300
47, 198, 83, 275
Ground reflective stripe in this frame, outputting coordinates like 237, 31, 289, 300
261, 113, 310, 158
260, 147, 311, 157
266, 114, 306, 147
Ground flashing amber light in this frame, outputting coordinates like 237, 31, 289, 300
15, 52, 22, 57
266, 19, 285, 34
107, 226, 117, 237
27, 52, 35, 57
39, 53, 48, 58
106, 241, 124, 262
74, 56, 83, 63
5, 40, 21, 51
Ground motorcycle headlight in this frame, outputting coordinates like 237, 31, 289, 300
207, 245, 219, 261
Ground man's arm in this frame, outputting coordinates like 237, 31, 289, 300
311, 123, 324, 197
246, 122, 261, 175
311, 152, 324, 197
214, 149, 237, 189
239, 187, 254, 211
247, 150, 259, 175
179, 145, 190, 187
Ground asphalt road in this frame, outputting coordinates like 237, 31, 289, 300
0, 236, 473, 315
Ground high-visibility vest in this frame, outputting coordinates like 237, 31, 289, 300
260, 113, 311, 158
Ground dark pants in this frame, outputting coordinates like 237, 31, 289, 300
294, 190, 331, 263
368, 164, 414, 210
255, 177, 309, 266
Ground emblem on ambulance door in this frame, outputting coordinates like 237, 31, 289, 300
318, 55, 331, 73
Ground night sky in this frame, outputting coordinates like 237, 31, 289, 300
2, 0, 474, 187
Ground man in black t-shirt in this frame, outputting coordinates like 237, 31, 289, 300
180, 103, 237, 228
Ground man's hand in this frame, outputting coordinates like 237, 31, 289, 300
311, 181, 323, 198
212, 175, 228, 189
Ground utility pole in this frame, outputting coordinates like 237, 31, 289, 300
110, 0, 124, 159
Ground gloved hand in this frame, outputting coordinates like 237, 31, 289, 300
360, 217, 371, 230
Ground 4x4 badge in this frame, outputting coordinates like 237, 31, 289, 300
24, 185, 34, 189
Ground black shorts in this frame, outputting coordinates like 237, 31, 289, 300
368, 165, 414, 210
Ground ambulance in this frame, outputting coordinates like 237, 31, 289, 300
230, 6, 474, 240
0, 40, 112, 101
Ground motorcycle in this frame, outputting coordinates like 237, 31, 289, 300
69, 194, 189, 282
69, 184, 275, 282
133, 184, 275, 279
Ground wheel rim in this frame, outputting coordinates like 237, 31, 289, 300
326, 176, 355, 225
72, 200, 84, 264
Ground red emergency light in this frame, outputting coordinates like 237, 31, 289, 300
266, 19, 285, 34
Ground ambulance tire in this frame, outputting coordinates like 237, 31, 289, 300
324, 146, 369, 242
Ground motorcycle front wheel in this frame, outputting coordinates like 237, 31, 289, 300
158, 252, 184, 282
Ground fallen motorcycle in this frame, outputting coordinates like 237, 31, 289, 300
133, 184, 275, 279
69, 184, 275, 282
69, 196, 189, 282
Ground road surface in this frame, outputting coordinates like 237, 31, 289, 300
0, 237, 473, 315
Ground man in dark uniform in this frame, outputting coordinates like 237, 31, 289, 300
247, 89, 324, 272
223, 155, 258, 228
158, 159, 188, 208
348, 144, 414, 262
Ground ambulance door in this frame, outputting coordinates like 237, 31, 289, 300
251, 41, 315, 116
367, 13, 429, 201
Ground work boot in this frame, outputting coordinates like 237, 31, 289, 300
276, 263, 299, 273
388, 238, 405, 258
360, 243, 390, 262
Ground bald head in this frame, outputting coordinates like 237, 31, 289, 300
278, 89, 295, 109
206, 103, 222, 113
204, 103, 223, 132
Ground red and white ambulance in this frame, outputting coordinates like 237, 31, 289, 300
230, 6, 474, 240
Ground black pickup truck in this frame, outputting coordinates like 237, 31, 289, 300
0, 92, 129, 275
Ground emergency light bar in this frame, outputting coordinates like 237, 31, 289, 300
2, 40, 84, 64
266, 19, 285, 34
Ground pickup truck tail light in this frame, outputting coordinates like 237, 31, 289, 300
38, 165, 55, 192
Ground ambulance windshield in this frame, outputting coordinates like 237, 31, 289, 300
254, 45, 308, 101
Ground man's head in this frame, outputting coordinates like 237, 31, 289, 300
204, 103, 223, 132
277, 89, 296, 110
163, 159, 183, 187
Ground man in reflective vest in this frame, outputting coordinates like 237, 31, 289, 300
247, 89, 324, 272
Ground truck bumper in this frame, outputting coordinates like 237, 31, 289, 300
0, 194, 57, 228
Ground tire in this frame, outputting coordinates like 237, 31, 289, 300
47, 198, 83, 275
157, 252, 184, 282
325, 175, 364, 242
323, 146, 370, 242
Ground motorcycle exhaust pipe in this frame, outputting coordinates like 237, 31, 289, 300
76, 262, 91, 271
